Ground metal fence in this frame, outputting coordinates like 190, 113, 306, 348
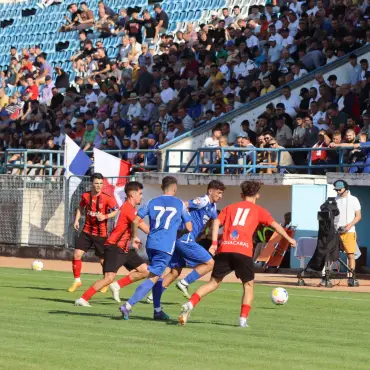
0, 175, 64, 246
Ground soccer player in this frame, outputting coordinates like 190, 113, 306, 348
119, 176, 192, 320
68, 173, 119, 293
179, 181, 297, 327
75, 181, 151, 307
151, 180, 225, 316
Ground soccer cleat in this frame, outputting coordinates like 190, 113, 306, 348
109, 281, 121, 303
146, 293, 153, 304
100, 285, 109, 293
119, 303, 131, 320
176, 281, 191, 299
348, 278, 360, 287
68, 281, 82, 292
153, 310, 170, 320
239, 317, 249, 328
74, 298, 91, 307
179, 302, 193, 325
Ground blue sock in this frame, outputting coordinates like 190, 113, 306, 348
184, 270, 201, 285
128, 279, 155, 307
153, 279, 167, 310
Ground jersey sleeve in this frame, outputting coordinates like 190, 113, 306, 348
259, 207, 275, 226
181, 202, 192, 223
79, 194, 87, 208
217, 207, 227, 226
137, 202, 149, 219
107, 196, 119, 212
188, 195, 209, 210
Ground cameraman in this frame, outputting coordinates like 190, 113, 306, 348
333, 180, 361, 287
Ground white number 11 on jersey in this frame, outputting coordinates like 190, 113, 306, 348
232, 208, 250, 226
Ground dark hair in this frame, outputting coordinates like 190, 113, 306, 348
240, 181, 262, 197
207, 180, 226, 191
125, 181, 143, 196
212, 125, 222, 133
91, 173, 104, 181
161, 176, 178, 190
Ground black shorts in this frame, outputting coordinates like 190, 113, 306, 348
103, 245, 147, 273
211, 253, 254, 283
76, 232, 106, 258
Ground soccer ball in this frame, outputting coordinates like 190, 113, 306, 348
271, 287, 288, 305
31, 260, 44, 271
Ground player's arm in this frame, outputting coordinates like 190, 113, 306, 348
210, 218, 221, 255
270, 221, 296, 247
345, 209, 361, 232
181, 203, 193, 233
74, 205, 84, 231
97, 198, 119, 221
132, 203, 149, 248
187, 196, 209, 210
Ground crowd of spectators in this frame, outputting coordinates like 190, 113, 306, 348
1, 0, 370, 175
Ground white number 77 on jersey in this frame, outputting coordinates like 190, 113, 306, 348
154, 206, 177, 229
232, 208, 250, 226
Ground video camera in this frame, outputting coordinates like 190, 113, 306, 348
317, 197, 339, 222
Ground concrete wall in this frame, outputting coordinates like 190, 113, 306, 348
162, 50, 370, 172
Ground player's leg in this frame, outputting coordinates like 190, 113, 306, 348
93, 236, 109, 293
68, 232, 91, 292
151, 249, 184, 318
119, 249, 172, 320
75, 246, 123, 306
110, 250, 149, 303
240, 280, 254, 327
176, 241, 214, 298
179, 253, 231, 325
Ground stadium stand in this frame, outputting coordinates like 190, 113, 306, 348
0, 0, 370, 175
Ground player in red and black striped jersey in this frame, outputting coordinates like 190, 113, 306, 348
75, 181, 150, 307
179, 181, 296, 327
68, 173, 119, 293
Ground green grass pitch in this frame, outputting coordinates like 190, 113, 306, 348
1, 267, 370, 370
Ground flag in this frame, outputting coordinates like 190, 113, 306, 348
64, 135, 92, 198
93, 148, 131, 206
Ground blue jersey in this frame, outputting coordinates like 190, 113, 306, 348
179, 195, 218, 243
137, 195, 191, 254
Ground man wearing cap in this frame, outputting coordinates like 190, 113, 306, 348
333, 180, 361, 287
81, 120, 98, 149
209, 11, 219, 27
268, 37, 283, 63
154, 4, 168, 39
127, 93, 141, 120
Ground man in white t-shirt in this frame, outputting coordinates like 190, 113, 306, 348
200, 126, 222, 168
334, 180, 361, 287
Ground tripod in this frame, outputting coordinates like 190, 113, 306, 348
297, 257, 357, 288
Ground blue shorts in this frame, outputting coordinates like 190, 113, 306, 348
169, 240, 212, 269
146, 248, 172, 276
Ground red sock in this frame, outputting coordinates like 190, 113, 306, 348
189, 293, 201, 307
72, 259, 82, 279
240, 304, 251, 318
81, 287, 97, 302
117, 275, 133, 288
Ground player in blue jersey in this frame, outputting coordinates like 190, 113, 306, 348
119, 176, 192, 320
150, 180, 225, 316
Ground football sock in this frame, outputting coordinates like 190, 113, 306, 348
183, 270, 201, 285
72, 259, 82, 279
189, 293, 201, 307
81, 287, 97, 302
128, 279, 155, 307
240, 304, 251, 318
117, 275, 133, 288
153, 279, 166, 310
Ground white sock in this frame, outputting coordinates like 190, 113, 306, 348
154, 307, 162, 313
239, 317, 247, 325
180, 279, 188, 286
75, 278, 81, 283
126, 302, 132, 310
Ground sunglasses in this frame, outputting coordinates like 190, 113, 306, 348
269, 142, 277, 146
334, 189, 343, 192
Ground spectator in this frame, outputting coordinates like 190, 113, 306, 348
280, 85, 300, 118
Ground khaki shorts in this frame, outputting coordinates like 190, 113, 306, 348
340, 232, 357, 254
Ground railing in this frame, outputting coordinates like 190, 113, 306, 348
4, 148, 160, 174
164, 146, 370, 174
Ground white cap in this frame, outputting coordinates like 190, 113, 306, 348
269, 36, 276, 42
211, 11, 218, 16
